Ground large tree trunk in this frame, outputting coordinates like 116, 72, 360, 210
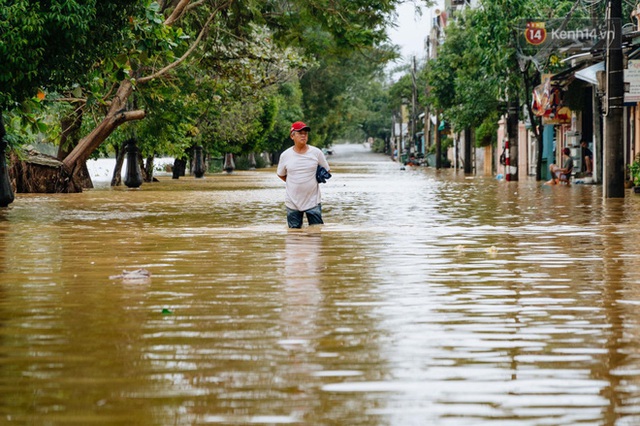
57, 106, 83, 160
57, 107, 93, 189
74, 163, 94, 189
0, 111, 15, 207
111, 141, 126, 186
5, 81, 143, 194
11, 2, 221, 194
144, 156, 156, 182
10, 150, 81, 193
139, 154, 149, 182
63, 80, 145, 175
172, 158, 186, 179
10, 105, 94, 192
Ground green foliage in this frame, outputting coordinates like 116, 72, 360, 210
135, 21, 307, 159
629, 154, 640, 186
300, 43, 394, 146
371, 138, 386, 153
263, 0, 398, 54
334, 73, 393, 144
475, 112, 500, 148
429, 136, 452, 154
3, 0, 412, 173
424, 11, 502, 130
0, 0, 136, 107
261, 82, 304, 153
257, 0, 400, 147
388, 73, 414, 110
233, 154, 267, 170
419, 0, 587, 137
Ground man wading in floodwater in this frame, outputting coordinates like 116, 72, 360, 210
277, 121, 331, 228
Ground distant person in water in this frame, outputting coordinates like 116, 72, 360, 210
546, 147, 574, 185
405, 154, 419, 166
277, 121, 331, 228
581, 139, 593, 176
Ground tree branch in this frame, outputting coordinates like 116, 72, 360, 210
62, 80, 136, 171
186, 0, 206, 12
164, 0, 191, 26
55, 98, 87, 104
138, 1, 233, 84
120, 110, 146, 121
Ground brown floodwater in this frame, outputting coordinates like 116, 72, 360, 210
1, 144, 640, 425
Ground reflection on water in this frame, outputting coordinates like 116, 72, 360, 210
1, 144, 640, 424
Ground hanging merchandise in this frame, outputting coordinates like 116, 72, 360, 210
532, 77, 571, 125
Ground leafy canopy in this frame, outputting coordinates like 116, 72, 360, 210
0, 0, 136, 107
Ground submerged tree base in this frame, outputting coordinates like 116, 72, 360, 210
9, 150, 87, 194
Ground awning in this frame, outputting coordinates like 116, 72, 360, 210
550, 62, 586, 84
574, 61, 604, 86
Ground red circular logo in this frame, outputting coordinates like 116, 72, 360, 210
525, 22, 547, 46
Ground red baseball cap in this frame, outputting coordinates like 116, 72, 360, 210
290, 121, 310, 133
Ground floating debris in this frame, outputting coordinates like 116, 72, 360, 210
109, 269, 151, 281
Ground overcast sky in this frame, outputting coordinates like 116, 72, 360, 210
387, 1, 446, 66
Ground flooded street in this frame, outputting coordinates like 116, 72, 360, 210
2, 143, 640, 425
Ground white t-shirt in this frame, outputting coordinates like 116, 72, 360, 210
277, 145, 330, 211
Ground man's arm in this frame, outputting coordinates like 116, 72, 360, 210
319, 152, 330, 172
276, 160, 286, 182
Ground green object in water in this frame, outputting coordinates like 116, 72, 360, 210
161, 308, 173, 315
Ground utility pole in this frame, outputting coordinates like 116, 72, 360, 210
463, 128, 472, 174
604, 0, 625, 198
424, 39, 431, 159
398, 105, 409, 163
391, 112, 397, 161
435, 111, 442, 169
411, 56, 418, 156
424, 91, 431, 159
506, 98, 520, 181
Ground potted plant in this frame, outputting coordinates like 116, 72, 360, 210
629, 154, 640, 193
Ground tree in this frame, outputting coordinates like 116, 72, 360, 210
420, 0, 587, 179
5, 0, 432, 196
261, 82, 305, 158
0, 0, 136, 108
300, 42, 395, 146
341, 78, 392, 145
5, 0, 424, 194
0, 0, 137, 196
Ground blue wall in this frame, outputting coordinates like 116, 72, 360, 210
542, 125, 555, 180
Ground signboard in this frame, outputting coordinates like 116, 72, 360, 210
625, 60, 640, 103
542, 106, 571, 125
